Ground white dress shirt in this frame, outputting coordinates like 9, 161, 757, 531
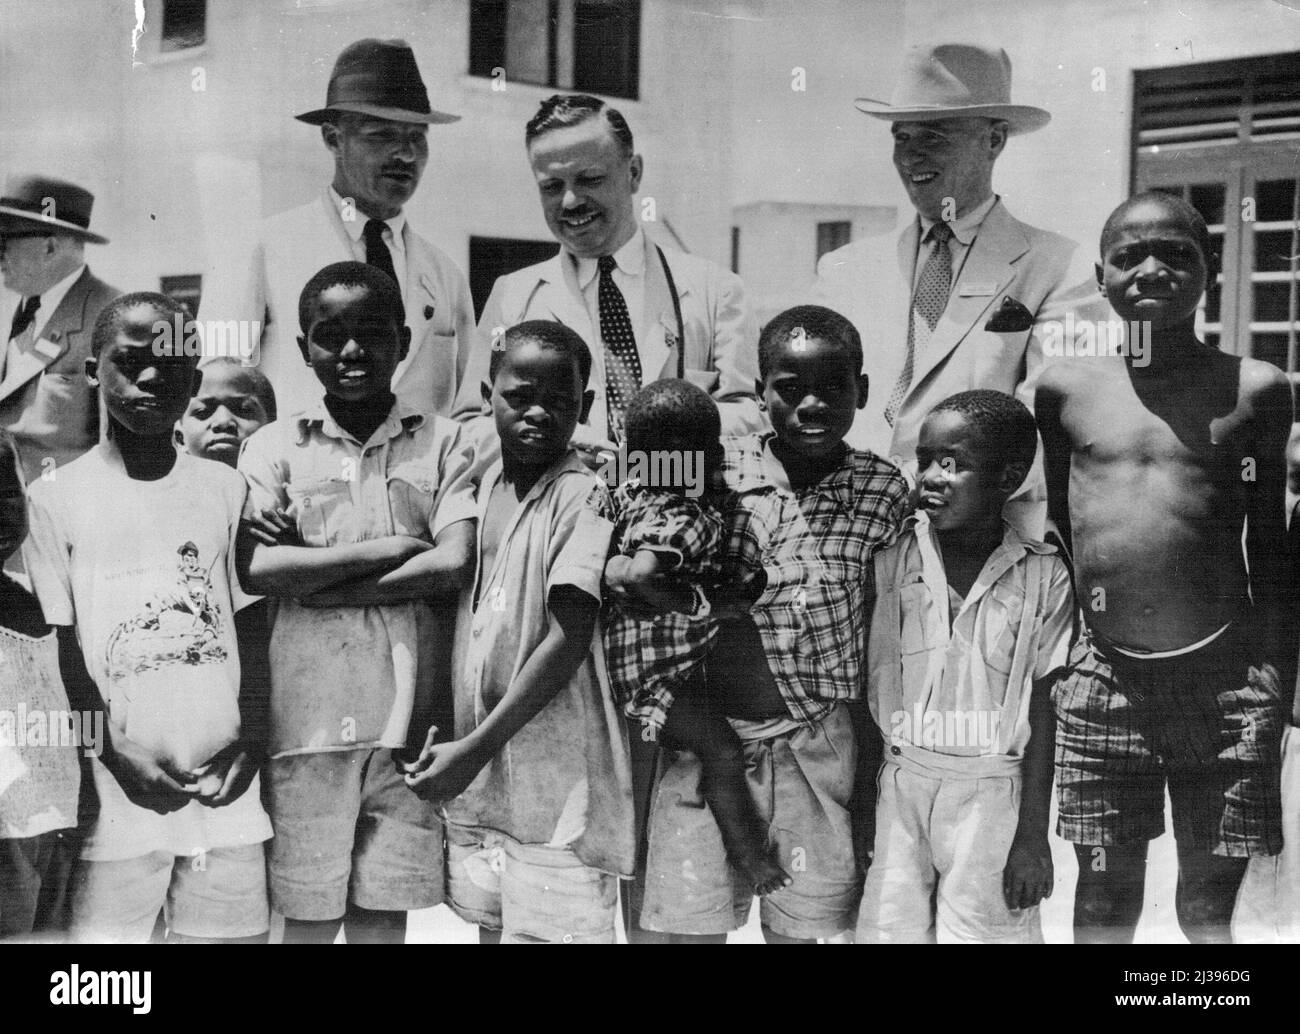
330, 187, 409, 306
2, 262, 85, 382
914, 193, 999, 295
573, 227, 648, 398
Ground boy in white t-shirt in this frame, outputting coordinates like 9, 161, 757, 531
24, 292, 273, 944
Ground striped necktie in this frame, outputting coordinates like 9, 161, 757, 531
884, 222, 953, 426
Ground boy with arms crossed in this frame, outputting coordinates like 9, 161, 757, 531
237, 262, 474, 944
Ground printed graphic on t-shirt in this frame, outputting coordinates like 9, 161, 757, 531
104, 541, 229, 678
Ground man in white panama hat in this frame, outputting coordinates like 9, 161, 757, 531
0, 174, 121, 487
200, 38, 476, 420
811, 42, 1101, 537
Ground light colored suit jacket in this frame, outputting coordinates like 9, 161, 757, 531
811, 199, 1102, 536
200, 191, 476, 420
0, 268, 121, 484
452, 234, 764, 441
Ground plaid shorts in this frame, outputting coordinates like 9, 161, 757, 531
1052, 621, 1284, 857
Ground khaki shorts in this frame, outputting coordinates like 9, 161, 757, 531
68, 843, 267, 943
639, 704, 857, 940
857, 760, 1041, 944
445, 832, 619, 943
266, 748, 444, 920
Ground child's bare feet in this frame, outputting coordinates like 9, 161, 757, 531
738, 848, 792, 897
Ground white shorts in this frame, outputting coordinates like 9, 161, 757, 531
857, 759, 1042, 944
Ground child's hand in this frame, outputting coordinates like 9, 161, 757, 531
105, 735, 199, 815
604, 555, 695, 618
1003, 832, 1053, 910
244, 507, 300, 547
189, 741, 262, 808
402, 732, 485, 805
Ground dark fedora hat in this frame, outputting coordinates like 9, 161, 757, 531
0, 173, 109, 244
295, 38, 460, 126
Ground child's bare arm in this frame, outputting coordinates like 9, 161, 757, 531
1003, 674, 1056, 910
404, 585, 597, 802
56, 626, 197, 814
195, 600, 272, 808
235, 521, 433, 598
1240, 361, 1295, 670
298, 520, 476, 608
1035, 371, 1073, 555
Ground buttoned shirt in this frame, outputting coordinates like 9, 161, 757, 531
722, 433, 909, 725
868, 513, 1075, 777
445, 450, 635, 877
238, 401, 474, 757
331, 186, 409, 304
2, 262, 85, 381
914, 193, 998, 294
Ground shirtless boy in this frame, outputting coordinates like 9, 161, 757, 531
1036, 191, 1292, 944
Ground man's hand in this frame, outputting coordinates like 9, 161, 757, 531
243, 507, 300, 547
189, 741, 262, 808
1003, 831, 1053, 910
400, 727, 487, 805
569, 424, 619, 473
105, 735, 198, 815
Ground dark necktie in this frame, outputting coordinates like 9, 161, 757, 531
363, 218, 401, 292
9, 295, 40, 341
597, 254, 642, 443
885, 221, 953, 427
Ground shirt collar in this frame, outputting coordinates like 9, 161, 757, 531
329, 186, 407, 255
906, 510, 1055, 593
574, 226, 645, 290
724, 430, 864, 507
918, 193, 999, 247
294, 396, 425, 447
27, 263, 86, 333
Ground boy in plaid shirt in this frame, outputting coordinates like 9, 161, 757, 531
604, 379, 787, 896
611, 305, 909, 942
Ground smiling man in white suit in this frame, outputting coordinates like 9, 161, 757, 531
451, 94, 763, 464
200, 39, 475, 420
811, 43, 1101, 536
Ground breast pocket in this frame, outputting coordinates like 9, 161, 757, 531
793, 561, 861, 677
979, 584, 1025, 707
285, 477, 353, 547
386, 462, 440, 538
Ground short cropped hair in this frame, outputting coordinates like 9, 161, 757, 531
298, 261, 404, 333
624, 379, 721, 455
927, 389, 1038, 490
758, 304, 863, 379
199, 358, 278, 422
525, 94, 634, 156
92, 291, 189, 358
1100, 190, 1217, 280
489, 319, 592, 390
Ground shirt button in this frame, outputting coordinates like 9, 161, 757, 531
890, 745, 901, 756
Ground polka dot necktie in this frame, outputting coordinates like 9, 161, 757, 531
598, 254, 642, 443
884, 221, 953, 427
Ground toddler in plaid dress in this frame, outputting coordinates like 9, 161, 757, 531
604, 380, 788, 895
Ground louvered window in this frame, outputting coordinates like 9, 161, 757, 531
1133, 52, 1300, 371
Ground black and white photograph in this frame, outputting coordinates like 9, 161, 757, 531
0, 0, 1297, 1012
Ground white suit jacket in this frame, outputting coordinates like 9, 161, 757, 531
200, 191, 476, 419
810, 199, 1103, 536
452, 234, 764, 441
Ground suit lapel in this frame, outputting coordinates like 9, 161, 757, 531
0, 268, 90, 404
640, 237, 690, 381
907, 203, 1027, 394
533, 252, 596, 342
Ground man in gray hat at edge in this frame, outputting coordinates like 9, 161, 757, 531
810, 42, 1103, 541
199, 38, 476, 420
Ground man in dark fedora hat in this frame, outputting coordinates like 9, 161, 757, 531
0, 173, 121, 487
811, 42, 1101, 538
201, 38, 475, 420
